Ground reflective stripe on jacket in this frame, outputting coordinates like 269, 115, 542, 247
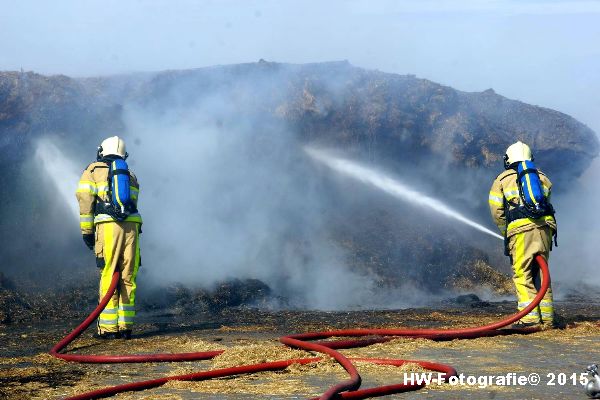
75, 161, 142, 234
488, 169, 556, 238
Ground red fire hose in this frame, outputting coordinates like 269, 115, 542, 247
51, 255, 551, 400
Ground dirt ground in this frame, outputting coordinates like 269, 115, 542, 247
1, 296, 599, 400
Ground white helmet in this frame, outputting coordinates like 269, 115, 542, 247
504, 141, 532, 169
97, 136, 127, 160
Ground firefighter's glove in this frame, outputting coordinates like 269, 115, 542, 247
82, 234, 95, 251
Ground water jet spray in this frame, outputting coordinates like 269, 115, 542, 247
305, 147, 503, 241
35, 138, 80, 219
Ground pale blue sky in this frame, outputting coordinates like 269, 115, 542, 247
1, 0, 599, 131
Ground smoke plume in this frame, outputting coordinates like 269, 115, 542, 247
29, 81, 399, 310
551, 153, 600, 290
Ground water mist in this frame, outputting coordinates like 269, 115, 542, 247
305, 147, 503, 241
35, 138, 80, 219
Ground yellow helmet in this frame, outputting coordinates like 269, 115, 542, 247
504, 141, 532, 169
97, 136, 127, 160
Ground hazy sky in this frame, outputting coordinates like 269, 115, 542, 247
1, 0, 599, 131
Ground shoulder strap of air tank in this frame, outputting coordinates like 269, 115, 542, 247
517, 168, 538, 180
503, 195, 510, 256
106, 161, 114, 200
514, 166, 528, 204
89, 162, 109, 173
112, 169, 130, 176
498, 170, 517, 182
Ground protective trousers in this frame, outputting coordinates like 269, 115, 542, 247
95, 221, 141, 334
507, 225, 554, 324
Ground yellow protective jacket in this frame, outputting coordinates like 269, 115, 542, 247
488, 169, 556, 238
76, 161, 142, 235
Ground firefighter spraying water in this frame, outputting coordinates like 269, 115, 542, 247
305, 144, 557, 330
76, 136, 143, 339
489, 141, 557, 328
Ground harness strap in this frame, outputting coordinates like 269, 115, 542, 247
112, 168, 130, 176
517, 168, 537, 180
95, 201, 138, 221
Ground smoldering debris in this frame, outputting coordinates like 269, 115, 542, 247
0, 273, 274, 325
142, 278, 274, 315
0, 273, 27, 324
0, 263, 514, 326
446, 260, 513, 296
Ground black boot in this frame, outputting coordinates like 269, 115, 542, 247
94, 331, 121, 339
508, 321, 541, 329
120, 330, 132, 340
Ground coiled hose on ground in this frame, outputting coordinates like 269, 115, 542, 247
50, 255, 551, 400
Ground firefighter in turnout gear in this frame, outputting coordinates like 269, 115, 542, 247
76, 136, 142, 339
489, 141, 556, 327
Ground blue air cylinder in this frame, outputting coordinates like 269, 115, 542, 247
111, 159, 131, 212
517, 160, 545, 208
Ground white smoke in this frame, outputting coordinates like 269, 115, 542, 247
119, 101, 384, 310
552, 154, 600, 289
